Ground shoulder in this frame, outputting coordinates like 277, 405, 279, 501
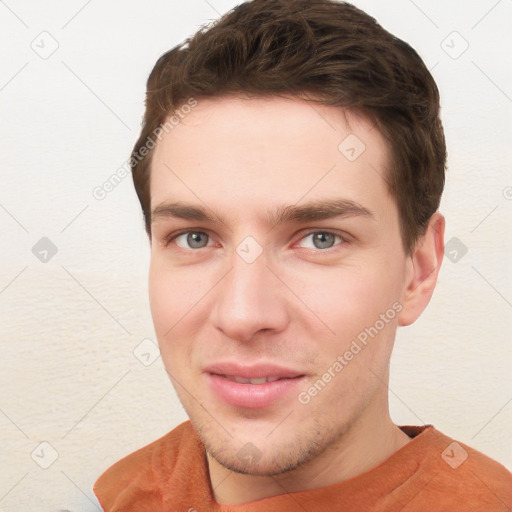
414, 427, 512, 510
93, 421, 196, 511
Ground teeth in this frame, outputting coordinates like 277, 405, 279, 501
224, 375, 283, 384
238, 377, 267, 384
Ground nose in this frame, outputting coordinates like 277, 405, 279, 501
210, 249, 289, 342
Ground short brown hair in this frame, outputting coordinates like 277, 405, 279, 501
131, 0, 446, 253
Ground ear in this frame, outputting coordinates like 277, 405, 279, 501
397, 212, 445, 327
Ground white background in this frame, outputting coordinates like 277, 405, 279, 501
1, 1, 511, 510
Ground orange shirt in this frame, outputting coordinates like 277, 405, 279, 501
94, 421, 512, 511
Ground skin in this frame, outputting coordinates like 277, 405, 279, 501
148, 94, 445, 504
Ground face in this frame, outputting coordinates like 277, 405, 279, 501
148, 95, 413, 475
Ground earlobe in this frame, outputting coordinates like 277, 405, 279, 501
398, 212, 445, 327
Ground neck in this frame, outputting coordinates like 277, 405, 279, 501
207, 399, 411, 504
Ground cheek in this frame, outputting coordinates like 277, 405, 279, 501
148, 259, 200, 345
296, 266, 401, 411
304, 264, 402, 330
148, 262, 175, 335
149, 253, 201, 310
290, 259, 404, 378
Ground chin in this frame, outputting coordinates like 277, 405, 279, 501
208, 443, 315, 477
193, 412, 340, 477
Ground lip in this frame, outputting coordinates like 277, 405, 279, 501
204, 361, 304, 379
204, 361, 305, 409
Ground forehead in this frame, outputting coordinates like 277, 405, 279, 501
150, 95, 393, 220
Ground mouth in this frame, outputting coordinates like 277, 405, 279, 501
220, 375, 290, 384
204, 362, 306, 409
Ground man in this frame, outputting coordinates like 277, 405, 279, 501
93, 0, 512, 510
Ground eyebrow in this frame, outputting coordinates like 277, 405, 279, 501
150, 198, 374, 228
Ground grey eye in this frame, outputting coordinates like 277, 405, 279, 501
175, 231, 210, 249
312, 232, 336, 249
297, 232, 341, 250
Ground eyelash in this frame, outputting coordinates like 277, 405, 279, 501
161, 229, 349, 251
